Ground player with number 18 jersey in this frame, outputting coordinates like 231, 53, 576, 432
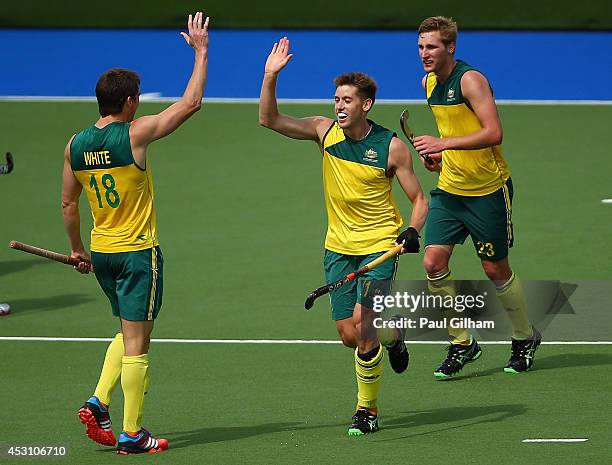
70, 121, 158, 253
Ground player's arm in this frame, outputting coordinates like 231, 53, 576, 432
259, 37, 332, 141
417, 74, 444, 172
388, 137, 429, 253
130, 13, 209, 152
60, 137, 91, 273
413, 70, 503, 155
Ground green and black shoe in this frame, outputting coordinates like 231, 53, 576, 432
434, 338, 482, 379
348, 408, 379, 436
504, 327, 542, 373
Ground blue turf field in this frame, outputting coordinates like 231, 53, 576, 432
2, 29, 611, 100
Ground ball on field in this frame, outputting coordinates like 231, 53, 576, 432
0, 303, 11, 316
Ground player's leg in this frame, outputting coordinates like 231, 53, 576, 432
325, 250, 359, 347
349, 250, 404, 435
349, 301, 382, 435
78, 251, 120, 446
119, 318, 154, 435
325, 250, 381, 434
480, 258, 541, 372
335, 317, 357, 348
359, 253, 408, 374
481, 257, 531, 338
467, 179, 541, 372
424, 190, 481, 378
115, 246, 168, 454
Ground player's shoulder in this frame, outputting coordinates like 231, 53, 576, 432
389, 135, 410, 154
65, 133, 78, 158
460, 69, 493, 100
319, 116, 339, 143
456, 60, 489, 87
461, 69, 489, 85
387, 136, 412, 172
316, 115, 335, 132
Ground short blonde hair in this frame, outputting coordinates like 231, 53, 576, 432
418, 16, 458, 46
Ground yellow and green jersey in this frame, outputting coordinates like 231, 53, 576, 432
70, 121, 158, 253
321, 120, 403, 255
426, 60, 510, 196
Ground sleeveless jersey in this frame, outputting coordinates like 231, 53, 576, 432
70, 121, 158, 253
321, 120, 403, 255
426, 60, 510, 196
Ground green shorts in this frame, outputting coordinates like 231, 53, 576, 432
91, 246, 164, 321
324, 249, 398, 321
425, 179, 514, 261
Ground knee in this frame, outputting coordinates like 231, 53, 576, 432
336, 324, 356, 348
423, 250, 449, 276
122, 335, 150, 356
340, 332, 355, 348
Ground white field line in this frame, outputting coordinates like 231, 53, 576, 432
0, 96, 611, 105
0, 337, 611, 344
522, 439, 588, 443
601, 199, 612, 204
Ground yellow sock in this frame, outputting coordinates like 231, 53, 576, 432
355, 345, 384, 409
428, 272, 470, 345
93, 333, 123, 405
136, 369, 150, 428
121, 354, 149, 433
496, 273, 533, 339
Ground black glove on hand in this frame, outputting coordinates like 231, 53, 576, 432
396, 227, 420, 253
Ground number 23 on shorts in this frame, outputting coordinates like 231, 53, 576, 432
476, 241, 494, 258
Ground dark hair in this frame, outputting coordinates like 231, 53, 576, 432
95, 68, 140, 116
418, 16, 458, 46
334, 72, 377, 103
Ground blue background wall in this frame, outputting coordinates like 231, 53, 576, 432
2, 29, 610, 100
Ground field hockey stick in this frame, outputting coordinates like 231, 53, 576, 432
304, 244, 403, 310
9, 240, 93, 271
0, 152, 14, 174
399, 110, 433, 165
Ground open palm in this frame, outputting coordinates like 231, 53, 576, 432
265, 37, 293, 74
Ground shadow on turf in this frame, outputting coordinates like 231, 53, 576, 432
378, 404, 527, 440
531, 352, 612, 371
4, 293, 94, 315
436, 351, 612, 381
154, 404, 531, 449
160, 422, 305, 449
0, 258, 51, 277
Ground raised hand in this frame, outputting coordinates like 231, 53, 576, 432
265, 37, 293, 75
180, 11, 210, 53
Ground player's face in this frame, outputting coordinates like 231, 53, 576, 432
334, 85, 372, 129
418, 31, 455, 74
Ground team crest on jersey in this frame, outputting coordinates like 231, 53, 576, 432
364, 148, 378, 163
447, 88, 456, 101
